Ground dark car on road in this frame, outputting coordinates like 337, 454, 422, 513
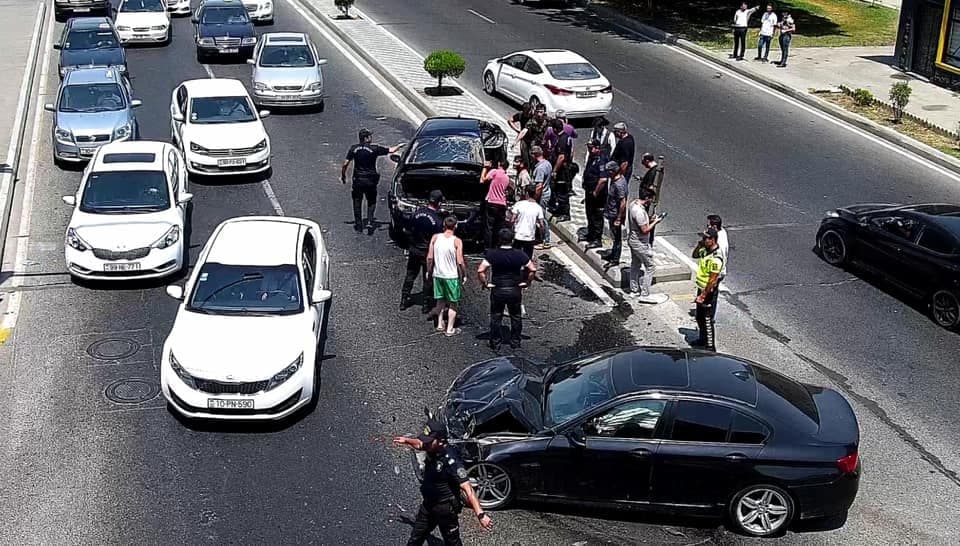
192, 0, 257, 62
55, 17, 127, 80
414, 347, 861, 538
54, 0, 112, 21
387, 117, 508, 246
816, 203, 960, 329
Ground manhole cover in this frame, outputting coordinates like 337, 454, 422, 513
104, 378, 160, 404
87, 338, 141, 361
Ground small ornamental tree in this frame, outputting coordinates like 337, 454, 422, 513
889, 82, 912, 123
424, 50, 466, 92
334, 0, 355, 18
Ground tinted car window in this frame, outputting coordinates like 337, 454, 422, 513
584, 399, 666, 439
545, 62, 601, 80
522, 58, 543, 74
407, 135, 482, 165
546, 358, 615, 425
729, 412, 768, 444
260, 45, 315, 67
65, 29, 118, 51
120, 0, 164, 12
80, 171, 170, 214
188, 263, 303, 315
917, 227, 957, 254
873, 216, 918, 242
190, 97, 256, 124
669, 401, 732, 443
60, 83, 126, 112
503, 54, 526, 70
201, 6, 249, 24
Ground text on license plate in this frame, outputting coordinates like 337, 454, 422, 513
208, 398, 254, 410
576, 91, 597, 98
80, 147, 97, 156
218, 48, 239, 54
104, 262, 140, 272
134, 34, 149, 38
74, 7, 91, 12
217, 158, 246, 167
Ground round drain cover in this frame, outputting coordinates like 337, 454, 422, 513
87, 338, 141, 361
105, 378, 160, 404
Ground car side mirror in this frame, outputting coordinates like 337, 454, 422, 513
317, 59, 328, 66
259, 110, 270, 118
172, 112, 184, 122
389, 153, 400, 163
179, 192, 194, 204
131, 99, 143, 108
312, 288, 332, 303
166, 285, 184, 300
246, 58, 255, 65
53, 44, 62, 50
62, 195, 76, 206
44, 103, 55, 112
566, 427, 587, 449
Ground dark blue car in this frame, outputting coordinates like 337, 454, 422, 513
54, 17, 128, 80
192, 0, 257, 62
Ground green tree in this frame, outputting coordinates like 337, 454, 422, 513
424, 50, 466, 91
889, 82, 912, 123
334, 0, 355, 18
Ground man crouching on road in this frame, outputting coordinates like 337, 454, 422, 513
394, 419, 493, 545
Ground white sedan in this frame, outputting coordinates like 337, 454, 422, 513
170, 78, 271, 176
115, 0, 171, 45
241, 0, 273, 24
161, 216, 332, 420
482, 49, 612, 119
166, 0, 191, 16
63, 141, 192, 281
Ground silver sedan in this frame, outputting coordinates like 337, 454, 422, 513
248, 32, 326, 110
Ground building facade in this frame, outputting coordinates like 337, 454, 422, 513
896, 0, 960, 88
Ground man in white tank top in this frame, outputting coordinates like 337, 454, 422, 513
426, 216, 466, 336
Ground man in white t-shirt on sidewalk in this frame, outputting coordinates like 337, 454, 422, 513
755, 5, 777, 62
508, 184, 546, 261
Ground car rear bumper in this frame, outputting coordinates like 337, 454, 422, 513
792, 468, 861, 520
196, 44, 255, 58
118, 29, 168, 43
54, 2, 110, 13
543, 93, 613, 118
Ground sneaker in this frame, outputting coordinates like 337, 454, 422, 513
636, 293, 669, 305
534, 243, 552, 250
753, 56, 762, 61
354, 222, 363, 232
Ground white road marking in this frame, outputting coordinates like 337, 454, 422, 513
549, 247, 615, 306
467, 9, 496, 24
202, 63, 216, 79
1, 6, 55, 339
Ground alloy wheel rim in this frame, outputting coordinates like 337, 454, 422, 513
821, 231, 845, 264
468, 463, 511, 508
736, 488, 789, 535
933, 291, 960, 327
484, 73, 495, 93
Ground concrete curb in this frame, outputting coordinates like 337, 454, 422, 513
588, 3, 960, 176
0, 1, 47, 268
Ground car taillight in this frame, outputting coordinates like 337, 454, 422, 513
837, 451, 858, 474
545, 84, 573, 96
599, 85, 613, 93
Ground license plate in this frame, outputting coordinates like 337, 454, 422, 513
134, 34, 148, 38
208, 398, 254, 410
217, 158, 246, 167
74, 7, 91, 12
104, 262, 140, 272
576, 91, 597, 98
80, 147, 98, 156
218, 48, 239, 54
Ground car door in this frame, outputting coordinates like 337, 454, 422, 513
516, 56, 545, 103
651, 399, 767, 509
301, 229, 321, 343
854, 214, 920, 284
909, 223, 960, 292
542, 398, 668, 504
170, 84, 188, 145
496, 54, 527, 100
167, 148, 186, 219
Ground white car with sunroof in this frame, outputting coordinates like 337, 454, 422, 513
63, 141, 192, 281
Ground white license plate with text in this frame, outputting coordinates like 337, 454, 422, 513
217, 158, 246, 167
576, 91, 597, 98
218, 48, 239, 54
104, 263, 140, 272
208, 398, 254, 410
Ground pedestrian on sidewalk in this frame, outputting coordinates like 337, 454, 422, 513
732, 3, 759, 61
481, 158, 511, 249
341, 128, 405, 233
708, 214, 729, 281
638, 153, 663, 244
691, 228, 725, 351
513, 154, 532, 196
601, 161, 628, 264
509, 184, 546, 260
427, 217, 467, 337
775, 11, 795, 68
581, 139, 609, 248
611, 122, 636, 187
508, 101, 533, 134
515, 105, 548, 169
478, 228, 537, 350
755, 5, 777, 62
552, 119, 576, 221
401, 189, 444, 312
531, 146, 553, 249
628, 188, 668, 304
585, 116, 616, 166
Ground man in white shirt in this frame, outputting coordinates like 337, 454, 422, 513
755, 5, 777, 62
731, 3, 759, 61
508, 184, 546, 260
708, 214, 729, 280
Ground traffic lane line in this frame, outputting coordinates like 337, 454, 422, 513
467, 9, 496, 24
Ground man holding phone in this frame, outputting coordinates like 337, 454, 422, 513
627, 188, 668, 304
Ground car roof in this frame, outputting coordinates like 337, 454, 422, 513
199, 0, 244, 7
417, 117, 481, 138
901, 204, 960, 236
206, 218, 306, 266
262, 32, 308, 44
64, 67, 123, 85
524, 49, 589, 64
92, 141, 168, 171
182, 78, 249, 97
67, 17, 114, 30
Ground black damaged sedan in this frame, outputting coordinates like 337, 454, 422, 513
415, 347, 861, 538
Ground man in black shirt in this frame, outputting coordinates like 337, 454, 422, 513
478, 228, 537, 350
341, 128, 404, 233
401, 190, 444, 311
611, 122, 636, 184
581, 139, 608, 248
552, 124, 576, 221
638, 153, 663, 243
393, 419, 493, 546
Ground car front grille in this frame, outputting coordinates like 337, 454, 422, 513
245, 4, 256, 12
203, 145, 261, 157
195, 378, 269, 395
92, 247, 150, 261
214, 37, 241, 47
273, 85, 303, 91
132, 27, 149, 32
75, 134, 111, 143
166, 0, 177, 5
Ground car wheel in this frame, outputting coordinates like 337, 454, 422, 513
931, 289, 960, 329
483, 71, 496, 95
728, 484, 795, 538
818, 229, 848, 266
467, 462, 513, 510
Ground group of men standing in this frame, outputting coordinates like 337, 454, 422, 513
732, 3, 796, 67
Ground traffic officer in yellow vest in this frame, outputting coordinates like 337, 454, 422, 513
691, 227, 724, 351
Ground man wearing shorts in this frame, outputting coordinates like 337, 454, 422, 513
427, 216, 466, 336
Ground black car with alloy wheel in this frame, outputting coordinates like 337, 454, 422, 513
816, 203, 960, 330
412, 347, 861, 538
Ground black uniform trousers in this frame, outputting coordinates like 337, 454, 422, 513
552, 167, 572, 218
584, 192, 605, 243
351, 177, 379, 226
490, 287, 522, 347
695, 288, 719, 351
484, 202, 507, 249
407, 498, 463, 546
401, 248, 433, 309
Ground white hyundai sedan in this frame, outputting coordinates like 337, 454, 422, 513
170, 78, 271, 176
482, 49, 612, 119
63, 141, 192, 281
115, 0, 171, 45
161, 216, 332, 420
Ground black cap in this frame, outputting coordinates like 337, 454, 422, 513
416, 418, 448, 444
701, 227, 719, 240
358, 128, 372, 140
429, 190, 444, 204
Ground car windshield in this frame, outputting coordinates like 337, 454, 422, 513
259, 45, 315, 67
190, 96, 256, 124
545, 62, 601, 81
187, 263, 303, 315
120, 0, 164, 12
59, 83, 126, 113
545, 354, 616, 426
79, 171, 171, 213
407, 135, 482, 165
64, 30, 118, 51
201, 6, 249, 24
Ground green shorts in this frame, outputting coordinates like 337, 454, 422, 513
433, 277, 462, 303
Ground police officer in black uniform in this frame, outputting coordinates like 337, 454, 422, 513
341, 128, 404, 233
393, 419, 493, 546
581, 138, 609, 248
401, 190, 444, 311
478, 228, 537, 350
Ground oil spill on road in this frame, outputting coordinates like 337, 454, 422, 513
536, 255, 599, 303
549, 303, 636, 363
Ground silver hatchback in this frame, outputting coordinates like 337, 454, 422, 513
248, 32, 326, 110
45, 67, 142, 166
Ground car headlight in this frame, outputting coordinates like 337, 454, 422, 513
189, 141, 207, 154
241, 37, 257, 45
306, 81, 322, 91
117, 25, 131, 31
169, 352, 197, 389
151, 25, 167, 31
262, 1, 272, 8
253, 81, 268, 91
197, 37, 214, 46
55, 126, 73, 143
266, 354, 304, 391
825, 211, 840, 218
153, 225, 181, 249
253, 138, 267, 152
65, 227, 88, 251
114, 122, 132, 140
116, 64, 127, 73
